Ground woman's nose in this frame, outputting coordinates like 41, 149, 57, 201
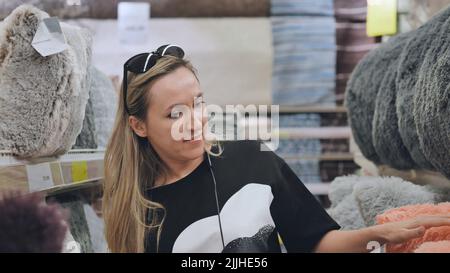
185, 108, 203, 133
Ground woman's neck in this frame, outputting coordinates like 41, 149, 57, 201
154, 153, 204, 188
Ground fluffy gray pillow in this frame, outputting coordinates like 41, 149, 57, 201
328, 176, 450, 230
395, 7, 450, 170
353, 176, 450, 226
0, 5, 92, 157
72, 95, 97, 149
413, 14, 450, 179
327, 194, 366, 230
328, 175, 361, 208
372, 35, 415, 170
89, 66, 117, 149
345, 33, 410, 165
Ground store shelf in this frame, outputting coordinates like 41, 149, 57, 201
276, 127, 352, 139
304, 183, 331, 195
0, 149, 104, 194
279, 105, 348, 113
279, 153, 354, 161
226, 105, 348, 114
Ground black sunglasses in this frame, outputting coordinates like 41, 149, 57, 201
122, 44, 185, 114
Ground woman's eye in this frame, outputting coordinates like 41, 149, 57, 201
194, 96, 205, 105
169, 111, 183, 119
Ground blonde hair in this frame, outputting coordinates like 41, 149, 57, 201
103, 56, 220, 252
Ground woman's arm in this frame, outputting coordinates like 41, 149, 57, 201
314, 214, 450, 253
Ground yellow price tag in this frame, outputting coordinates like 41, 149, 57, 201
367, 0, 397, 37
72, 161, 88, 183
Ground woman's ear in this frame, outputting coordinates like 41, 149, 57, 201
129, 116, 148, 138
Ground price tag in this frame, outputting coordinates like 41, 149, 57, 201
72, 161, 88, 183
26, 163, 54, 192
31, 17, 68, 57
367, 0, 398, 37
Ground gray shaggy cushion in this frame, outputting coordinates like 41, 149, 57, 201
327, 194, 366, 230
72, 95, 97, 149
83, 204, 107, 253
0, 5, 92, 157
372, 35, 415, 170
328, 175, 361, 208
328, 175, 450, 229
353, 176, 450, 226
345, 33, 410, 165
395, 8, 450, 170
413, 15, 450, 179
60, 200, 93, 253
89, 66, 117, 148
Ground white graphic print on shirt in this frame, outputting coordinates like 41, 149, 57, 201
172, 183, 276, 253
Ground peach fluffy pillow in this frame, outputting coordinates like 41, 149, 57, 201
414, 241, 450, 253
376, 203, 450, 253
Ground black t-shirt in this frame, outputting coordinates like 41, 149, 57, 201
146, 140, 340, 253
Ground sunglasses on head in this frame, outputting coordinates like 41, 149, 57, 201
122, 44, 185, 114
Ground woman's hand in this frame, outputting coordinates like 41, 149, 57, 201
371, 214, 450, 245
315, 214, 450, 253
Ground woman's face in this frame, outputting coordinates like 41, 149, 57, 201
130, 66, 207, 163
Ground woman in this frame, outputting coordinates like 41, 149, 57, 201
103, 44, 450, 253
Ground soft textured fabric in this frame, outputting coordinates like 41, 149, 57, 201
320, 112, 348, 127
327, 176, 367, 230
278, 113, 321, 128
61, 230, 81, 253
283, 159, 321, 184
414, 240, 450, 253
336, 48, 372, 75
0, 192, 68, 253
56, 19, 92, 154
334, 0, 367, 21
377, 203, 450, 253
276, 114, 322, 184
395, 7, 450, 170
277, 139, 322, 156
319, 161, 359, 183
335, 74, 349, 105
0, 0, 270, 19
345, 33, 410, 165
346, 5, 450, 177
413, 14, 450, 178
328, 175, 360, 208
336, 22, 376, 47
60, 200, 93, 253
83, 204, 107, 253
72, 95, 97, 149
327, 175, 450, 230
320, 139, 349, 153
353, 177, 449, 227
271, 0, 334, 16
272, 16, 336, 106
0, 5, 92, 157
149, 0, 270, 17
89, 66, 117, 148
327, 194, 366, 230
0, 0, 88, 19
372, 44, 416, 170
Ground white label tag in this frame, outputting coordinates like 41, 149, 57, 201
118, 2, 150, 44
26, 163, 54, 192
32, 17, 68, 57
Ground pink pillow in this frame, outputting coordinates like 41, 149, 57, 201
376, 203, 450, 253
414, 241, 450, 253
